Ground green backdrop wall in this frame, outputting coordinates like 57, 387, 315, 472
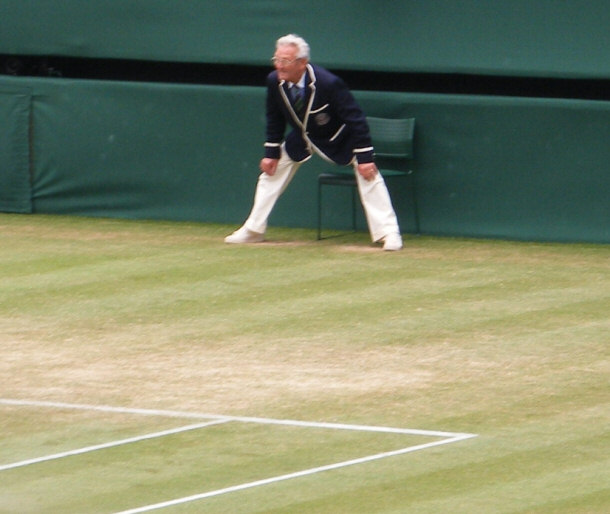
1, 2, 609, 243
0, 84, 32, 213
0, 75, 608, 243
1, 0, 609, 78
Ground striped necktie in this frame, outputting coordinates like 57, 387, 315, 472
291, 86, 304, 114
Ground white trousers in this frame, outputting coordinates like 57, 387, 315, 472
243, 149, 400, 242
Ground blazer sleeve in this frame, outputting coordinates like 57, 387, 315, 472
264, 73, 286, 160
331, 77, 375, 164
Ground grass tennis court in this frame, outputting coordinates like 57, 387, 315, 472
1, 213, 608, 513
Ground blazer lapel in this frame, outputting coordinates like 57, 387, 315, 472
278, 65, 317, 126
302, 65, 316, 124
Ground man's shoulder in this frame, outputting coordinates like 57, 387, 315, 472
309, 64, 344, 87
266, 70, 279, 85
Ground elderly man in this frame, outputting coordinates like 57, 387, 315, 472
225, 34, 403, 250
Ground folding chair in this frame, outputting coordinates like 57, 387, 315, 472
317, 117, 418, 239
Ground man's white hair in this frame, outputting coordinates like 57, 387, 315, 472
276, 34, 310, 60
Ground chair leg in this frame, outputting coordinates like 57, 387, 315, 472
317, 178, 359, 239
317, 180, 323, 240
409, 171, 421, 234
351, 185, 357, 232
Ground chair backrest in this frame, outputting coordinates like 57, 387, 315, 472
367, 117, 415, 159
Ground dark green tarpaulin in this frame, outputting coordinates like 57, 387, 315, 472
0, 85, 31, 213
1, 0, 610, 79
1, 75, 607, 243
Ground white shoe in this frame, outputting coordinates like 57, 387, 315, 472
224, 226, 264, 244
383, 232, 403, 251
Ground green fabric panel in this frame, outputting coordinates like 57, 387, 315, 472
30, 79, 265, 224
1, 1, 609, 79
356, 92, 610, 243
0, 75, 605, 243
0, 86, 32, 213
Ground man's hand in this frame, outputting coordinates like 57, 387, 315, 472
260, 158, 279, 176
357, 162, 378, 181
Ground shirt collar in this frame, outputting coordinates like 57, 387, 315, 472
289, 72, 307, 89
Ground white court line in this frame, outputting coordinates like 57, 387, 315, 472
114, 434, 475, 514
0, 398, 472, 438
0, 419, 229, 472
1, 399, 478, 512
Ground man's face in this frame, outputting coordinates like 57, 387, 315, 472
273, 44, 308, 84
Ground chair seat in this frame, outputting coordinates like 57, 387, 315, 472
318, 172, 356, 186
378, 168, 410, 177
318, 168, 409, 184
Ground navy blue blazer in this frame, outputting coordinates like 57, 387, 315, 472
263, 64, 374, 166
